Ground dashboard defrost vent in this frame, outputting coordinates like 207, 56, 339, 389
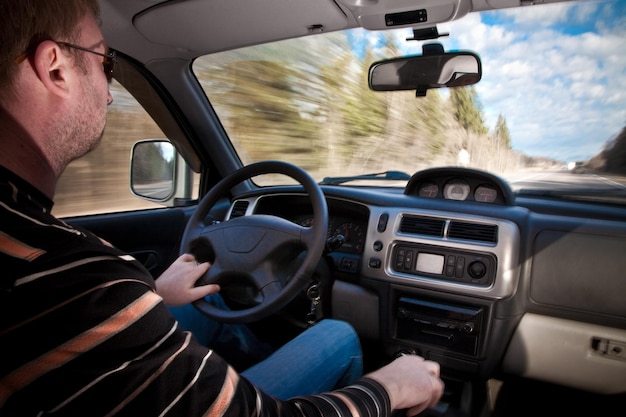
229, 200, 249, 219
448, 221, 498, 243
400, 216, 445, 237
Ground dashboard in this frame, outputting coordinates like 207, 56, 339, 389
224, 167, 626, 396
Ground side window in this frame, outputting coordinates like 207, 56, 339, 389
53, 81, 167, 218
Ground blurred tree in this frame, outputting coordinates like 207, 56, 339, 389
342, 50, 386, 139
603, 126, 626, 174
493, 114, 512, 149
450, 86, 488, 135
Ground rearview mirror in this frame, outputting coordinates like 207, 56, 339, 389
368, 46, 481, 97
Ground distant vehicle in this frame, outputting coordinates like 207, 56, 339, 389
568, 161, 586, 173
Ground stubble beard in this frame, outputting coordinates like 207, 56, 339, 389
51, 74, 108, 177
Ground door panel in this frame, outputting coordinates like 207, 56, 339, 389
65, 207, 194, 278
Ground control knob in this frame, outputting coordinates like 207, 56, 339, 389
468, 261, 487, 279
459, 322, 474, 334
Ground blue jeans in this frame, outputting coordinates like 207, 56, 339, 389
241, 318, 363, 399
169, 297, 363, 399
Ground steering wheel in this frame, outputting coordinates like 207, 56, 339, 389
179, 160, 328, 323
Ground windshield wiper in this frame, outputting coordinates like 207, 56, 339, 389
319, 170, 411, 185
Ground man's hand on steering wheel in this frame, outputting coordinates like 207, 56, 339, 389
156, 253, 217, 306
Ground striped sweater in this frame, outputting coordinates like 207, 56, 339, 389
0, 166, 391, 416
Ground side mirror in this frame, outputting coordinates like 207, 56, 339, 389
369, 44, 481, 97
130, 139, 176, 201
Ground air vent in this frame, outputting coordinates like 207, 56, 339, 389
229, 200, 249, 218
448, 221, 498, 243
400, 216, 445, 237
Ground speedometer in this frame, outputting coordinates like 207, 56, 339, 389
333, 222, 365, 253
443, 179, 471, 201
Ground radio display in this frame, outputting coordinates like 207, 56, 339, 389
415, 253, 444, 274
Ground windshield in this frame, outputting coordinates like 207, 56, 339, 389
193, 0, 626, 201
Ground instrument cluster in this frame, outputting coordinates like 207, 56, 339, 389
253, 194, 370, 254
417, 179, 499, 203
404, 167, 514, 205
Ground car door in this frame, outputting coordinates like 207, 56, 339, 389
65, 207, 192, 278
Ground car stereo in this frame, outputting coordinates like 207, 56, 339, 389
396, 297, 483, 356
391, 243, 496, 287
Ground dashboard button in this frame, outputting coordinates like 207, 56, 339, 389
396, 248, 405, 269
404, 250, 414, 269
377, 213, 389, 232
369, 258, 382, 269
340, 257, 359, 273
455, 257, 465, 278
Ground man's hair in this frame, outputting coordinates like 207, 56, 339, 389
0, 0, 100, 95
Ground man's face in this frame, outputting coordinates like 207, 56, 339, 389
60, 13, 113, 167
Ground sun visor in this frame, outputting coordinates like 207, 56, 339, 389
338, 0, 472, 30
134, 0, 353, 54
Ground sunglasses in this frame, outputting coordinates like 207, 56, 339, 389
15, 40, 117, 83
57, 42, 117, 83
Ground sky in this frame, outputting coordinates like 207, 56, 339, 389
366, 0, 626, 162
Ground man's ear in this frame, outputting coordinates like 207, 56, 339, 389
32, 40, 72, 99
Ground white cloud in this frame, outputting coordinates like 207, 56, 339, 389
438, 0, 626, 161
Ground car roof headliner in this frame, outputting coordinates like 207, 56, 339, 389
99, 0, 576, 65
